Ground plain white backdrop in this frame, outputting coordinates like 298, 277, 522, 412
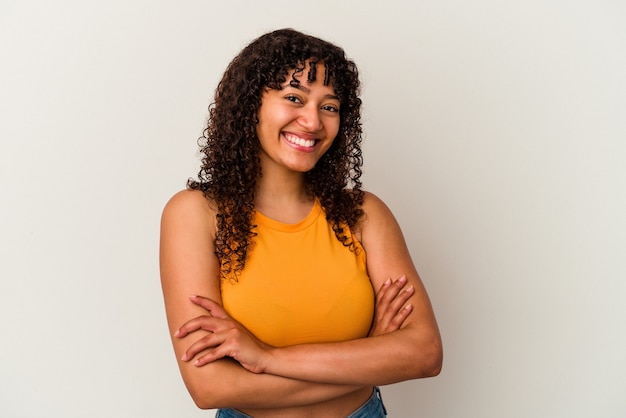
1, 1, 625, 417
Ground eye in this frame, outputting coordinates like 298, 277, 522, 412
285, 95, 302, 104
321, 104, 339, 113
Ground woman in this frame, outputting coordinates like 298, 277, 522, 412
160, 28, 442, 417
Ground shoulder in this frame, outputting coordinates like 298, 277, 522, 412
358, 191, 406, 254
160, 189, 220, 295
359, 191, 396, 227
349, 190, 397, 244
360, 190, 387, 210
162, 189, 216, 220
163, 188, 215, 214
161, 189, 217, 238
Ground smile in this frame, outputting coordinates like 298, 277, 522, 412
283, 133, 316, 148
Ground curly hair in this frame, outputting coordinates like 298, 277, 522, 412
188, 28, 364, 280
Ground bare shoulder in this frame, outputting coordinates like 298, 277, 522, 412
160, 188, 219, 296
360, 190, 389, 211
359, 191, 398, 229
161, 189, 217, 233
163, 189, 215, 217
350, 191, 395, 244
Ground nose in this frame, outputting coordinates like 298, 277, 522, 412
297, 104, 323, 132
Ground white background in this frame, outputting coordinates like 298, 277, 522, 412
1, 1, 625, 417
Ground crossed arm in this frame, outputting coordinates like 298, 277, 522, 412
160, 190, 442, 409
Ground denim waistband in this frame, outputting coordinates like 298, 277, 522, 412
215, 386, 387, 418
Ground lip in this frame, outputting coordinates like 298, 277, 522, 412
282, 132, 319, 152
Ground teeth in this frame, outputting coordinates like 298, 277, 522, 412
284, 133, 315, 148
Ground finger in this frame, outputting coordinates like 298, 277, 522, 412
194, 343, 232, 366
181, 332, 225, 362
374, 276, 408, 318
388, 304, 413, 329
375, 276, 403, 309
189, 295, 229, 319
376, 283, 414, 331
389, 285, 415, 311
175, 315, 217, 338
383, 275, 407, 302
375, 278, 392, 302
382, 284, 415, 318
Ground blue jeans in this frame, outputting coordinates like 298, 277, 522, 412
216, 387, 387, 417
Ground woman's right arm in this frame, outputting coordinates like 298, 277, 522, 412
160, 190, 365, 410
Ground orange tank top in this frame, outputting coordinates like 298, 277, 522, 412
220, 200, 374, 347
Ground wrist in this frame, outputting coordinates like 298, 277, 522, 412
262, 345, 280, 375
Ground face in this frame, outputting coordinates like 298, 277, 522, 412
255, 62, 341, 175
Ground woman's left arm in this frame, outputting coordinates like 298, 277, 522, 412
181, 191, 442, 386
266, 191, 442, 385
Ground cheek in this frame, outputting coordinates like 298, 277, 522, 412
258, 107, 292, 131
328, 119, 341, 139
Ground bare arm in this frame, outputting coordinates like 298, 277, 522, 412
182, 191, 442, 386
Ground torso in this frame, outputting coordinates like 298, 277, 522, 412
220, 199, 375, 347
218, 198, 376, 416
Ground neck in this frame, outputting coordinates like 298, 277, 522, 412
254, 162, 315, 222
255, 170, 309, 205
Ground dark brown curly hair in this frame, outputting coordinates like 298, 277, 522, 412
188, 28, 364, 279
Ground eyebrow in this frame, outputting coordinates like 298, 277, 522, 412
289, 83, 339, 101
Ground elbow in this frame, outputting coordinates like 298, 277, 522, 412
423, 338, 443, 377
426, 351, 443, 377
179, 359, 241, 410
408, 336, 443, 379
184, 374, 225, 410
192, 398, 212, 410
191, 395, 212, 411
187, 384, 214, 410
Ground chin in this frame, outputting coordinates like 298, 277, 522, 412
291, 165, 316, 173
284, 159, 320, 173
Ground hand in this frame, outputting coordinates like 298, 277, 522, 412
369, 275, 414, 337
175, 295, 273, 373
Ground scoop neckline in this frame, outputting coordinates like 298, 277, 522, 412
254, 199, 322, 232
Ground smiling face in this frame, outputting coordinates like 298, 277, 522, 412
255, 61, 341, 175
